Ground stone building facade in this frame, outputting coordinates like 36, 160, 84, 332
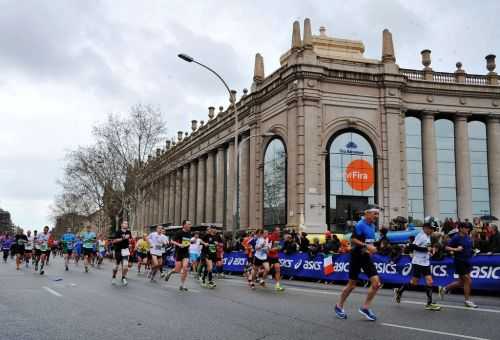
133, 19, 500, 234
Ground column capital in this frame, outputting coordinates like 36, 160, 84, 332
454, 111, 472, 120
217, 145, 225, 152
487, 114, 500, 123
422, 110, 437, 118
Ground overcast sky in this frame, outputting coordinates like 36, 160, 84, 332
0, 0, 498, 230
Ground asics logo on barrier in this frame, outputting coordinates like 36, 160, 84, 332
374, 262, 397, 274
402, 263, 412, 276
302, 260, 322, 271
294, 260, 303, 270
334, 261, 350, 273
279, 259, 294, 268
471, 266, 500, 279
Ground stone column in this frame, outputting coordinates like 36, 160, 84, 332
188, 161, 197, 222
181, 165, 189, 222
454, 114, 473, 220
196, 157, 206, 224
163, 174, 170, 223
487, 116, 500, 217
158, 177, 165, 224
205, 151, 216, 223
248, 126, 259, 229
175, 168, 182, 225
168, 172, 175, 224
385, 108, 405, 220
226, 142, 236, 230
215, 147, 225, 225
239, 139, 250, 229
421, 112, 440, 217
145, 186, 151, 226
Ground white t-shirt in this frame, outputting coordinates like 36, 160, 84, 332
189, 238, 201, 255
412, 231, 431, 267
148, 232, 168, 256
254, 237, 269, 260
26, 236, 34, 250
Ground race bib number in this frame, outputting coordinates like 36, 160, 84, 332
209, 244, 217, 253
41, 244, 48, 251
181, 238, 190, 247
121, 248, 130, 257
155, 244, 162, 250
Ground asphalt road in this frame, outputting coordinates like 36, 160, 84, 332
1, 256, 499, 340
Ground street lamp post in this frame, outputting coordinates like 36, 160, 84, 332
177, 54, 238, 234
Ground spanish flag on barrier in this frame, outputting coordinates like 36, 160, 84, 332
323, 255, 334, 276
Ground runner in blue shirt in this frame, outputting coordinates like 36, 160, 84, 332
2, 236, 13, 263
335, 204, 382, 321
439, 222, 478, 308
61, 228, 76, 271
81, 225, 96, 273
74, 237, 83, 265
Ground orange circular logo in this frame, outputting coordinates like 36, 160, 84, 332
345, 159, 374, 191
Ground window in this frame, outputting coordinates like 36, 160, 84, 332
263, 138, 287, 228
405, 117, 424, 220
327, 131, 376, 232
435, 119, 457, 219
468, 121, 490, 216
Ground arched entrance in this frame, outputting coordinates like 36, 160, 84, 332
326, 130, 377, 233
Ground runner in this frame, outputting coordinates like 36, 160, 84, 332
36, 226, 51, 275
268, 227, 285, 292
111, 221, 132, 286
96, 233, 106, 269
81, 225, 96, 273
251, 229, 270, 289
242, 231, 256, 287
215, 233, 225, 279
61, 228, 76, 271
147, 225, 168, 282
199, 226, 218, 288
2, 235, 13, 263
14, 229, 28, 271
135, 234, 150, 275
439, 222, 478, 308
33, 230, 41, 271
46, 232, 54, 265
164, 220, 192, 291
74, 236, 82, 265
24, 230, 34, 268
335, 204, 382, 321
189, 232, 202, 277
394, 217, 441, 311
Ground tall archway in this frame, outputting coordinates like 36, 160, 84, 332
326, 130, 376, 233
263, 138, 287, 229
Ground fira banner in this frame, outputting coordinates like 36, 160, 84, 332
222, 252, 500, 292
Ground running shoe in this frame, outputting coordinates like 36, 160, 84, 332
84, 266, 89, 273
164, 271, 173, 282
65, 265, 69, 271
334, 305, 347, 320
358, 308, 377, 321
393, 288, 401, 304
111, 278, 118, 285
208, 281, 216, 289
40, 269, 45, 275
179, 286, 188, 291
464, 300, 478, 308
122, 278, 128, 286
275, 285, 285, 292
438, 286, 447, 300
425, 303, 442, 311
160, 272, 166, 279
250, 283, 256, 290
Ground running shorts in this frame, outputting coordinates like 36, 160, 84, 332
268, 257, 279, 265
82, 248, 93, 256
253, 257, 268, 267
454, 259, 472, 276
411, 264, 431, 278
348, 252, 378, 280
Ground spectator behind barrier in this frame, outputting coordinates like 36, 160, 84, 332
488, 224, 500, 254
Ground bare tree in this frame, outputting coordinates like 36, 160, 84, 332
54, 104, 167, 234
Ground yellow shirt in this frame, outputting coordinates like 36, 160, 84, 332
136, 239, 150, 253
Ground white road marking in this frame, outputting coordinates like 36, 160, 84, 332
221, 278, 340, 296
381, 322, 490, 340
402, 300, 500, 314
42, 286, 63, 297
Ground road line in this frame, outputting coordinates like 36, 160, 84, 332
221, 279, 340, 296
402, 300, 500, 314
42, 286, 63, 297
381, 322, 490, 340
